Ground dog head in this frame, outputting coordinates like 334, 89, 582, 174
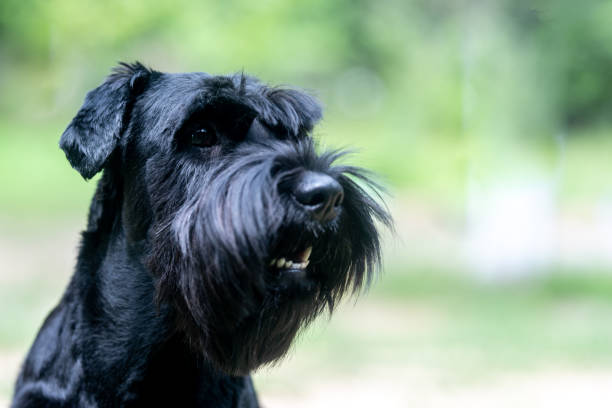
60, 62, 392, 375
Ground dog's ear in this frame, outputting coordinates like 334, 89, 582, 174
60, 62, 151, 179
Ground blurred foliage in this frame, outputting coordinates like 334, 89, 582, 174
2, 3, 612, 404
1, 0, 612, 213
2, 0, 612, 124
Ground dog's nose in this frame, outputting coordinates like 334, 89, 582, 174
293, 171, 344, 222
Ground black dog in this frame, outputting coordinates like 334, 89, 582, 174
12, 62, 391, 407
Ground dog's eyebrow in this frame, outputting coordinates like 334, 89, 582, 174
205, 98, 257, 138
245, 118, 271, 144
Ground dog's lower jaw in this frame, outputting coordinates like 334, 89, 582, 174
12, 224, 260, 408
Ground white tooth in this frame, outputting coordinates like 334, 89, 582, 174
269, 258, 277, 266
276, 258, 286, 268
303, 246, 312, 262
297, 262, 305, 269
303, 260, 310, 268
286, 261, 294, 269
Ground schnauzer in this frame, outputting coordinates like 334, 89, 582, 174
12, 62, 391, 407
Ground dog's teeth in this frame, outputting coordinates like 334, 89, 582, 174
271, 257, 310, 270
299, 246, 312, 262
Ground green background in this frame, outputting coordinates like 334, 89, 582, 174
2, 1, 612, 406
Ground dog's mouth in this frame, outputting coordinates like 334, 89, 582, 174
269, 245, 312, 273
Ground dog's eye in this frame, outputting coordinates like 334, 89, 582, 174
190, 128, 217, 148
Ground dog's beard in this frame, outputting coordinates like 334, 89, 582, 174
146, 140, 391, 375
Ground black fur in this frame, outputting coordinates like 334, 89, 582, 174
12, 62, 392, 407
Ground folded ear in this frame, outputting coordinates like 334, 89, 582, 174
59, 62, 151, 179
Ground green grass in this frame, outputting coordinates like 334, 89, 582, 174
249, 266, 612, 401
5, 262, 612, 365
375, 264, 612, 300
368, 266, 612, 370
3, 260, 612, 403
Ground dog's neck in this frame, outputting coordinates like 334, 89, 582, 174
67, 172, 257, 406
